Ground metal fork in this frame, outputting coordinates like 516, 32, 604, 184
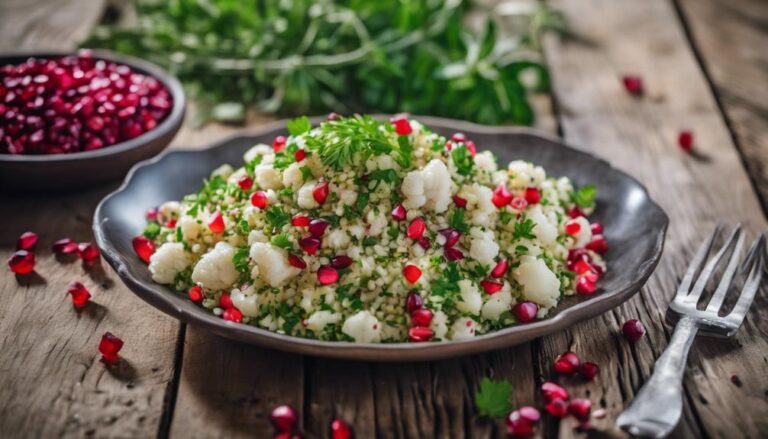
616, 225, 766, 438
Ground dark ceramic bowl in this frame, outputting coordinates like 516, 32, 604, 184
94, 116, 668, 361
0, 50, 185, 192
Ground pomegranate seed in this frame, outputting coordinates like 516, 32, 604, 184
313, 181, 330, 204
678, 130, 694, 152
518, 406, 541, 423
524, 187, 541, 204
541, 381, 570, 402
318, 266, 339, 285
99, 332, 124, 365
567, 206, 584, 218
294, 148, 306, 162
188, 285, 203, 303
453, 195, 467, 208
308, 219, 329, 237
331, 419, 353, 439
403, 264, 422, 284
52, 238, 78, 255
166, 218, 177, 228
451, 133, 466, 142
439, 228, 460, 247
580, 361, 599, 381
272, 135, 287, 152
465, 140, 476, 157
590, 222, 603, 234
545, 398, 568, 418
220, 293, 234, 309
327, 112, 340, 121
238, 176, 254, 190
208, 211, 226, 233
509, 197, 528, 211
17, 231, 38, 250
408, 326, 434, 342
391, 204, 407, 221
417, 236, 431, 249
480, 279, 504, 295
411, 308, 433, 326
576, 276, 597, 295
586, 235, 608, 254
568, 399, 592, 422
492, 185, 513, 208
622, 319, 646, 342
146, 207, 158, 221
223, 307, 243, 323
407, 217, 426, 239
331, 255, 353, 269
583, 270, 600, 283
288, 254, 307, 269
8, 249, 35, 274
270, 405, 298, 432
77, 242, 100, 262
491, 259, 509, 278
67, 281, 91, 309
291, 214, 310, 227
564, 220, 581, 236
622, 75, 644, 95
512, 301, 538, 323
299, 236, 321, 255
730, 374, 742, 387
391, 117, 412, 135
553, 351, 581, 375
132, 236, 155, 263
506, 408, 537, 438
405, 292, 423, 313
443, 247, 464, 261
251, 191, 268, 209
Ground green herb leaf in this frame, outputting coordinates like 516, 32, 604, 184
451, 145, 474, 176
475, 377, 514, 418
449, 208, 470, 233
286, 116, 311, 136
513, 218, 537, 241
572, 185, 597, 208
265, 206, 291, 231
143, 222, 161, 240
233, 247, 250, 275
270, 233, 293, 250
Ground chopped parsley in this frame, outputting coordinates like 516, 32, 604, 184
143, 222, 161, 239
449, 208, 470, 233
265, 206, 291, 231
286, 116, 311, 136
475, 377, 514, 418
232, 247, 250, 281
450, 144, 474, 176
572, 185, 597, 208
270, 233, 293, 250
513, 218, 537, 241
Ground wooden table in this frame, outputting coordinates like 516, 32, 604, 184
2, 0, 767, 437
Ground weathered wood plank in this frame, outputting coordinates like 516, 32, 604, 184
539, 0, 768, 438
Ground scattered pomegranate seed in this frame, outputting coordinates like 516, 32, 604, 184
294, 148, 306, 162
146, 207, 158, 221
411, 308, 433, 326
622, 75, 644, 96
451, 133, 467, 143
331, 419, 353, 439
188, 285, 203, 303
52, 238, 78, 255
77, 242, 100, 263
408, 326, 434, 342
417, 236, 431, 249
465, 140, 477, 157
506, 407, 538, 438
223, 307, 243, 323
270, 405, 298, 433
407, 217, 426, 239
518, 406, 541, 423
308, 219, 329, 237
439, 228, 460, 247
403, 264, 422, 284
288, 254, 308, 269
331, 255, 353, 269
299, 236, 321, 255
273, 135, 287, 153
571, 258, 594, 275
99, 332, 124, 365
590, 222, 603, 234
251, 191, 268, 209
391, 204, 407, 221
592, 408, 607, 419
582, 271, 599, 284
8, 250, 35, 274
553, 351, 581, 375
524, 187, 541, 204
219, 293, 234, 310
480, 279, 504, 295
678, 130, 694, 152
622, 319, 646, 342
166, 218, 178, 228
238, 175, 254, 191
208, 211, 226, 233
318, 266, 339, 285
586, 235, 608, 254
510, 197, 528, 211
492, 185, 513, 208
391, 117, 412, 135
17, 231, 39, 250
67, 281, 91, 309
568, 399, 592, 422
131, 236, 155, 263
491, 259, 509, 278
405, 292, 423, 313
452, 195, 467, 208
545, 398, 568, 418
313, 181, 330, 204
730, 374, 742, 387
541, 381, 570, 402
291, 214, 310, 227
567, 206, 584, 218
443, 247, 464, 261
580, 362, 599, 381
327, 112, 340, 121
512, 301, 538, 323
576, 276, 598, 295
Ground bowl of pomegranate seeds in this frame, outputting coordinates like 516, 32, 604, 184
94, 115, 667, 361
0, 49, 185, 190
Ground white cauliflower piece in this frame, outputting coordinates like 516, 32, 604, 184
231, 287, 259, 317
324, 229, 351, 250
469, 227, 499, 266
449, 317, 477, 341
508, 160, 546, 188
254, 163, 283, 190
191, 242, 239, 290
431, 310, 449, 340
461, 184, 496, 227
570, 216, 593, 248
149, 243, 191, 284
247, 229, 269, 245
179, 216, 200, 241
282, 162, 304, 189
514, 256, 561, 308
158, 201, 181, 224
366, 210, 388, 237
211, 164, 233, 180
249, 242, 301, 287
297, 182, 319, 209
305, 311, 342, 332
339, 189, 357, 206
401, 170, 426, 209
342, 311, 382, 343
481, 283, 513, 320
528, 205, 558, 246
243, 144, 272, 163
401, 159, 452, 213
474, 151, 497, 172
457, 280, 482, 315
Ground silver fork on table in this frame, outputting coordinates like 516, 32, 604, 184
616, 225, 766, 438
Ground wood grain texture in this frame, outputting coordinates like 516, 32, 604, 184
541, 0, 768, 437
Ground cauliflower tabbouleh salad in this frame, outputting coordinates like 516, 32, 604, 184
131, 115, 608, 343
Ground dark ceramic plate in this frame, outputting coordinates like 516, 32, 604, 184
94, 117, 668, 361
0, 50, 185, 192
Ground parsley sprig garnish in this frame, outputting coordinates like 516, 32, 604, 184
572, 185, 597, 208
475, 377, 514, 418
513, 218, 537, 241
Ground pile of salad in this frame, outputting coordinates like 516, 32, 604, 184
132, 115, 608, 343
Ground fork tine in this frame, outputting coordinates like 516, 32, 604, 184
685, 225, 741, 303
705, 230, 745, 312
727, 234, 766, 323
676, 224, 724, 299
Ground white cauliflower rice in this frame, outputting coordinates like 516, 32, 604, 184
138, 115, 607, 343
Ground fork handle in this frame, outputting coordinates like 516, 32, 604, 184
616, 316, 699, 438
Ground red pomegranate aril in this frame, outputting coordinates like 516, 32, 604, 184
541, 381, 570, 402
622, 319, 646, 342
188, 285, 203, 303
678, 130, 694, 152
492, 185, 513, 208
480, 279, 504, 295
580, 361, 600, 381
318, 266, 339, 285
166, 218, 178, 228
510, 197, 528, 211
77, 242, 100, 263
251, 191, 268, 209
622, 75, 644, 96
52, 238, 78, 255
294, 148, 306, 162
146, 207, 158, 221
291, 214, 310, 227
238, 175, 254, 191
299, 236, 321, 255
17, 231, 38, 250
391, 117, 412, 135
417, 236, 431, 249
586, 235, 608, 254
407, 217, 426, 239
545, 398, 568, 418
553, 351, 581, 375
405, 292, 423, 313
403, 264, 422, 284
408, 326, 434, 342
506, 409, 537, 438
524, 187, 541, 204
568, 399, 592, 422
219, 293, 234, 310
207, 211, 225, 234
513, 301, 538, 323
576, 276, 597, 295
288, 254, 308, 269
590, 222, 603, 234
331, 255, 353, 269
439, 228, 460, 247
565, 220, 581, 236
518, 406, 541, 423
327, 112, 340, 121
67, 281, 91, 309
272, 135, 287, 153
491, 259, 508, 278
223, 307, 243, 323
444, 247, 464, 261
465, 140, 476, 156
567, 206, 584, 218
270, 405, 298, 433
391, 204, 407, 221
572, 258, 594, 275
453, 195, 468, 208
99, 332, 124, 365
309, 219, 329, 237
331, 419, 353, 439
411, 308, 433, 326
313, 181, 330, 204
131, 235, 155, 263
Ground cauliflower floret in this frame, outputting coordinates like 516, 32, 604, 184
282, 162, 305, 189
461, 184, 496, 227
297, 182, 320, 209
474, 151, 497, 172
158, 201, 181, 224
254, 163, 283, 190
401, 159, 452, 213
211, 164, 233, 180
179, 216, 200, 241
481, 283, 513, 320
339, 189, 357, 206
448, 317, 477, 341
528, 205, 558, 246
513, 256, 561, 308
457, 280, 482, 315
431, 310, 449, 340
149, 242, 191, 284
469, 227, 499, 266
249, 242, 301, 287
366, 210, 388, 236
306, 311, 342, 332
342, 311, 382, 343
324, 229, 351, 250
247, 229, 269, 245
243, 144, 272, 163
508, 160, 546, 189
569, 216, 593, 248
231, 286, 259, 317
401, 170, 426, 209
191, 242, 239, 290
